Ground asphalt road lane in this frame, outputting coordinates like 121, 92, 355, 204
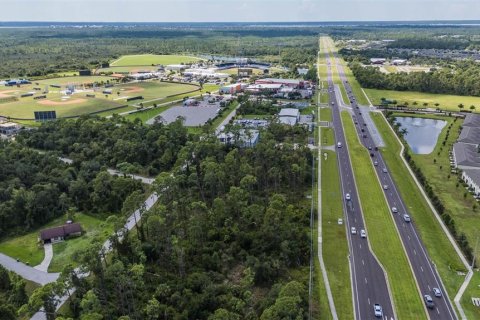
323, 50, 395, 319
330, 50, 458, 320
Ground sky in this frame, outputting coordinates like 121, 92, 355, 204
0, 0, 479, 22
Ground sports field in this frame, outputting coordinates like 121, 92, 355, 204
96, 66, 159, 74
0, 77, 199, 119
111, 54, 203, 67
365, 88, 480, 112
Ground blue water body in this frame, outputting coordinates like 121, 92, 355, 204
394, 117, 447, 154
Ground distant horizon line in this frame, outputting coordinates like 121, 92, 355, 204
1, 19, 480, 24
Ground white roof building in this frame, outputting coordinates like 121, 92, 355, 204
278, 108, 300, 126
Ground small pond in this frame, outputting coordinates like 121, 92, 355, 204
394, 116, 447, 154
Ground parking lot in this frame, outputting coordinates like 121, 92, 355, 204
152, 105, 220, 126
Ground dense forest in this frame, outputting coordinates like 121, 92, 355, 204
0, 27, 318, 78
349, 60, 480, 97
16, 123, 314, 320
0, 265, 28, 319
18, 116, 189, 176
0, 141, 144, 236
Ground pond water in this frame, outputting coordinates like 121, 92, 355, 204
394, 117, 447, 154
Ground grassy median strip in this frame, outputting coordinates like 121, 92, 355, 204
321, 150, 353, 320
341, 111, 427, 319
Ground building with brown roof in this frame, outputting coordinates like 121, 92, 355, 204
39, 223, 83, 244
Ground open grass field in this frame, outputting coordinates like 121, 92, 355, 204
365, 88, 480, 112
0, 213, 111, 270
96, 66, 159, 74
371, 112, 467, 297
321, 149, 353, 319
341, 111, 427, 319
114, 81, 200, 102
111, 54, 203, 67
0, 96, 123, 119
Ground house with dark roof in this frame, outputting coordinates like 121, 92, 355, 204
462, 114, 480, 128
458, 126, 480, 145
462, 169, 480, 196
453, 143, 480, 170
39, 223, 83, 244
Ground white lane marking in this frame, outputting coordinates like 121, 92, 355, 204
420, 266, 424, 272
365, 277, 368, 284
428, 285, 431, 291
362, 259, 365, 266
368, 298, 370, 305
407, 235, 410, 241
359, 244, 362, 249
414, 249, 417, 255
436, 307, 440, 315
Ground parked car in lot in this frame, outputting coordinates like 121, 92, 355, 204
403, 214, 411, 222
374, 304, 383, 317
424, 295, 435, 309
433, 287, 442, 297
360, 229, 366, 238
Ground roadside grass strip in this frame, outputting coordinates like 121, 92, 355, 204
321, 150, 354, 320
341, 111, 427, 319
365, 88, 480, 113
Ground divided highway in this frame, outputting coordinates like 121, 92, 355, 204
329, 45, 458, 320
322, 48, 395, 319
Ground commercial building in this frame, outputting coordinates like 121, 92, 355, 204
255, 78, 306, 89
219, 83, 244, 94
0, 122, 21, 136
370, 58, 387, 65
245, 83, 283, 94
278, 108, 300, 126
166, 64, 187, 71
391, 59, 407, 65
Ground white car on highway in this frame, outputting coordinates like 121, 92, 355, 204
403, 214, 411, 222
351, 227, 357, 235
345, 193, 351, 200
360, 229, 366, 238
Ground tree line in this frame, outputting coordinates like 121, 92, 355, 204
21, 124, 315, 320
0, 140, 145, 237
18, 115, 189, 176
0, 27, 318, 78
349, 60, 480, 97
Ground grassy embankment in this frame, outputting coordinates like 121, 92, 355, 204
372, 112, 477, 318
341, 111, 427, 319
